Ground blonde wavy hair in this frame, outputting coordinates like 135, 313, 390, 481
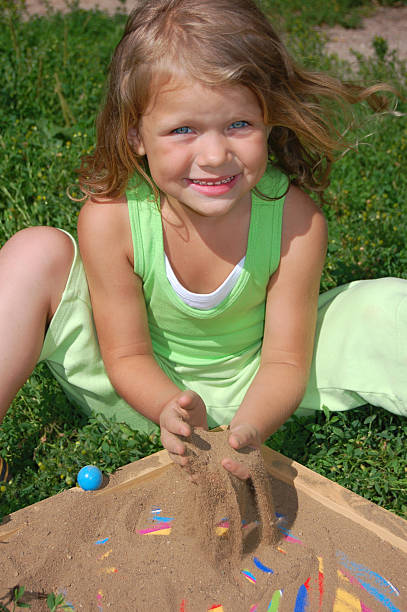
77, 0, 389, 201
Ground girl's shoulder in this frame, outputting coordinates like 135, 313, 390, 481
77, 195, 133, 261
280, 184, 328, 261
283, 184, 326, 223
78, 194, 129, 229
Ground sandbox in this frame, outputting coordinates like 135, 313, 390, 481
0, 433, 406, 611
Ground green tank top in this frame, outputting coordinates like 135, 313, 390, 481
127, 166, 288, 427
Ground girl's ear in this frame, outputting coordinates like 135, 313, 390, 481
128, 127, 146, 156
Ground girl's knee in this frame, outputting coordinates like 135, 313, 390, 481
1, 227, 74, 315
2, 227, 73, 272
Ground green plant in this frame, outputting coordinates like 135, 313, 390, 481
372, 35, 389, 61
46, 592, 73, 611
0, 587, 74, 611
0, 586, 31, 611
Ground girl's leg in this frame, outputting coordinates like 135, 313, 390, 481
0, 227, 73, 421
299, 277, 407, 417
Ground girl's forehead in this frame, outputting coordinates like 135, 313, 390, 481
146, 71, 260, 114
150, 73, 190, 101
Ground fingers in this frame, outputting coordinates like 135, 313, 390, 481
160, 392, 202, 464
159, 390, 207, 472
177, 389, 197, 409
228, 431, 245, 450
222, 423, 261, 480
160, 402, 191, 439
161, 390, 206, 430
177, 390, 208, 428
221, 457, 250, 480
168, 450, 189, 467
228, 423, 260, 450
160, 424, 186, 453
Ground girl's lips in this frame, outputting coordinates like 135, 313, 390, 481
186, 174, 240, 195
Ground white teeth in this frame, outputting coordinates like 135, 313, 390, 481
191, 176, 235, 186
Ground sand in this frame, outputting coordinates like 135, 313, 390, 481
1, 429, 406, 610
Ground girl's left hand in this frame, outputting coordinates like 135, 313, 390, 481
160, 390, 208, 467
221, 423, 261, 480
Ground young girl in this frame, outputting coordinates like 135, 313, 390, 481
0, 0, 406, 481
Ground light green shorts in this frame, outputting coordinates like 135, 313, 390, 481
38, 232, 159, 434
39, 232, 407, 432
300, 277, 407, 417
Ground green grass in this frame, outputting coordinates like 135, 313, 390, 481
0, 0, 406, 521
266, 407, 407, 517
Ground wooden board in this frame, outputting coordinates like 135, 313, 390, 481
1, 444, 406, 552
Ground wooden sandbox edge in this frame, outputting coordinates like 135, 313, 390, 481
1, 442, 406, 553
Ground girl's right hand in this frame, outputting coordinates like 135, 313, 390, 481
159, 390, 207, 467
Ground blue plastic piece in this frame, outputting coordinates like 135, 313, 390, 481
77, 465, 103, 491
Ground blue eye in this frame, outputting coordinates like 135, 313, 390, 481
230, 121, 249, 129
173, 126, 192, 134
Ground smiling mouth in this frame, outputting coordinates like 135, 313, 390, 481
189, 175, 236, 186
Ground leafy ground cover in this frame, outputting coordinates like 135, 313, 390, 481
0, 0, 406, 521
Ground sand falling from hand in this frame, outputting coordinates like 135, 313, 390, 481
173, 429, 278, 571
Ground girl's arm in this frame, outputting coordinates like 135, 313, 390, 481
77, 199, 207, 452
223, 185, 327, 478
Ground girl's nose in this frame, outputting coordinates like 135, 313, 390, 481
195, 132, 231, 168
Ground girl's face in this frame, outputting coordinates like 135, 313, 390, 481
129, 76, 270, 219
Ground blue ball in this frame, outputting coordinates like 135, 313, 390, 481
77, 465, 103, 491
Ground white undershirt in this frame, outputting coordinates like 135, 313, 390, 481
165, 255, 245, 310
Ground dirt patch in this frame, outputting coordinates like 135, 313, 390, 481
1, 429, 406, 611
321, 6, 407, 63
24, 0, 129, 16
